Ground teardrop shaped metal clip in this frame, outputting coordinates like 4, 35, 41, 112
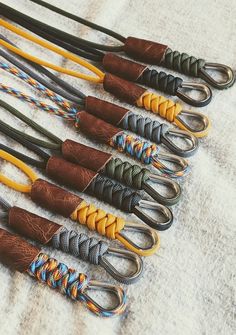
176, 82, 212, 107
133, 199, 173, 230
99, 247, 143, 284
174, 110, 211, 138
116, 221, 160, 256
199, 63, 235, 89
152, 152, 190, 178
161, 128, 199, 157
142, 174, 181, 206
82, 279, 127, 316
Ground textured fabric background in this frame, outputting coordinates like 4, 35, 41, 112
0, 0, 235, 334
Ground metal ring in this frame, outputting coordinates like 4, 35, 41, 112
199, 63, 235, 89
99, 247, 143, 284
175, 110, 211, 138
161, 128, 199, 157
152, 152, 189, 178
176, 82, 212, 107
142, 174, 182, 206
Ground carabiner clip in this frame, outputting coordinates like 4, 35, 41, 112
99, 247, 143, 284
133, 199, 173, 231
174, 110, 211, 138
152, 152, 189, 178
82, 280, 127, 317
199, 63, 235, 89
142, 174, 181, 206
116, 221, 160, 256
176, 82, 212, 107
161, 128, 199, 157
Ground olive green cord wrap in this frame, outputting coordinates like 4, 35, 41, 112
102, 158, 150, 190
163, 48, 206, 77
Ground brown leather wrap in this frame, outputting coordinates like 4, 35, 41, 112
62, 139, 112, 172
124, 36, 168, 64
103, 73, 146, 104
46, 156, 97, 192
85, 96, 128, 126
79, 111, 122, 143
103, 53, 146, 81
0, 228, 40, 272
8, 206, 62, 245
31, 179, 82, 218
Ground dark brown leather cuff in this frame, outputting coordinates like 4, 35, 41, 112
62, 139, 112, 172
0, 228, 40, 272
8, 206, 62, 245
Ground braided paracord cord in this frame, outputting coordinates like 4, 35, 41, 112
163, 48, 206, 77
120, 111, 168, 144
136, 92, 182, 123
52, 227, 109, 265
87, 175, 141, 212
70, 201, 125, 239
137, 68, 183, 96
102, 157, 150, 190
28, 253, 117, 317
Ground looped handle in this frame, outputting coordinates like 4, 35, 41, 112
133, 199, 173, 230
152, 153, 190, 178
99, 247, 143, 284
176, 82, 212, 107
174, 110, 211, 138
199, 63, 235, 89
142, 174, 181, 206
161, 128, 199, 157
83, 279, 127, 316
0, 150, 38, 193
116, 221, 160, 256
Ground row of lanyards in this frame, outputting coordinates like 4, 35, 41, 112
0, 18, 210, 137
0, 77, 188, 177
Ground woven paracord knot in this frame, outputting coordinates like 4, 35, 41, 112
28, 253, 89, 298
110, 133, 160, 165
87, 175, 141, 212
120, 111, 169, 144
52, 227, 109, 265
136, 92, 182, 122
163, 48, 206, 77
137, 68, 183, 95
103, 157, 150, 189
70, 201, 125, 239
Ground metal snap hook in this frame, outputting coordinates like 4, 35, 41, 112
99, 247, 143, 284
82, 279, 127, 316
199, 63, 235, 89
174, 110, 211, 138
176, 82, 212, 107
116, 221, 160, 256
152, 152, 190, 178
142, 174, 181, 206
133, 199, 173, 230
161, 128, 199, 157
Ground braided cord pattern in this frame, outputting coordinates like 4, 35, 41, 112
70, 201, 125, 239
28, 253, 112, 316
52, 227, 109, 265
0, 61, 78, 116
163, 48, 206, 77
87, 175, 141, 212
120, 111, 168, 144
136, 92, 182, 123
137, 68, 183, 95
102, 157, 150, 189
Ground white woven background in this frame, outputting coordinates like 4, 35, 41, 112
0, 0, 235, 334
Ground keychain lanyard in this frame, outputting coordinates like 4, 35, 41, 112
25, 0, 235, 89
0, 227, 127, 317
0, 18, 211, 137
0, 3, 213, 107
0, 149, 160, 256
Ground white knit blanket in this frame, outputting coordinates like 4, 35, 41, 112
0, 0, 235, 334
